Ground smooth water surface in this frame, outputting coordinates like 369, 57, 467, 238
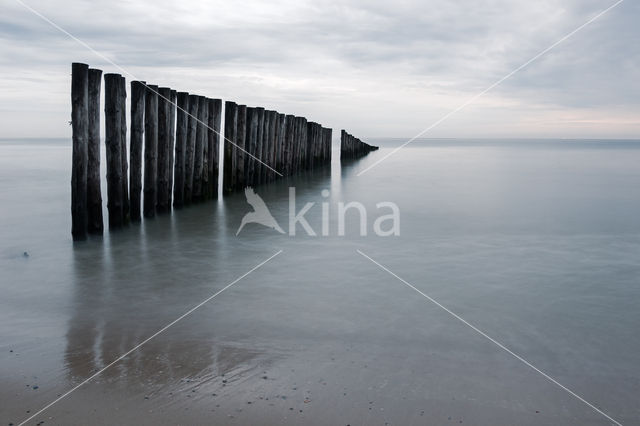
1, 139, 639, 425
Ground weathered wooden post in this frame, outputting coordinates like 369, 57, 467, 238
245, 107, 257, 186
306, 122, 314, 171
274, 113, 284, 177
173, 92, 189, 208
184, 94, 199, 204
71, 63, 89, 241
270, 111, 280, 182
326, 128, 333, 164
208, 98, 222, 199
156, 87, 171, 213
254, 107, 264, 185
129, 81, 145, 221
87, 68, 103, 235
235, 104, 247, 190
104, 73, 125, 227
193, 96, 207, 202
223, 101, 237, 194
296, 117, 303, 172
202, 98, 210, 201
260, 110, 271, 184
143, 84, 158, 218
119, 76, 129, 225
283, 115, 294, 176
293, 117, 302, 174
269, 110, 278, 181
320, 126, 325, 164
167, 90, 176, 205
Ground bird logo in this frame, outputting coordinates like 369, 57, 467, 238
236, 187, 285, 236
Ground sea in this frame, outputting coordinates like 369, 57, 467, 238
1, 138, 639, 425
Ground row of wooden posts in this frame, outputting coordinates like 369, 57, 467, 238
71, 62, 363, 241
340, 130, 378, 160
221, 103, 333, 194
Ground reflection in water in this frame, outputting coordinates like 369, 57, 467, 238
63, 159, 339, 394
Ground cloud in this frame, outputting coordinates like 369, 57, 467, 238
0, 0, 638, 139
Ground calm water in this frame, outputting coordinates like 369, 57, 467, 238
1, 139, 639, 425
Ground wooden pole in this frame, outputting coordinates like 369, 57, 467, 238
293, 117, 302, 174
71, 63, 89, 241
235, 104, 247, 190
193, 96, 207, 202
119, 76, 129, 225
275, 113, 284, 177
260, 110, 271, 184
326, 128, 333, 164
173, 92, 189, 208
202, 98, 210, 201
268, 110, 278, 181
307, 122, 315, 171
270, 111, 280, 182
104, 73, 124, 227
254, 107, 264, 185
245, 107, 257, 186
184, 94, 199, 204
208, 98, 222, 199
167, 89, 176, 206
87, 67, 103, 235
129, 81, 145, 221
143, 84, 158, 218
223, 101, 237, 194
156, 87, 171, 213
284, 114, 294, 176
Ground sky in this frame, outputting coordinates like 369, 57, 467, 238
0, 0, 638, 139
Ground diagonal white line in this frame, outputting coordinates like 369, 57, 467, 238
13, 0, 283, 177
356, 0, 624, 176
356, 249, 623, 426
17, 250, 283, 426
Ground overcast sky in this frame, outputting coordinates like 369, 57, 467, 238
1, 0, 638, 139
